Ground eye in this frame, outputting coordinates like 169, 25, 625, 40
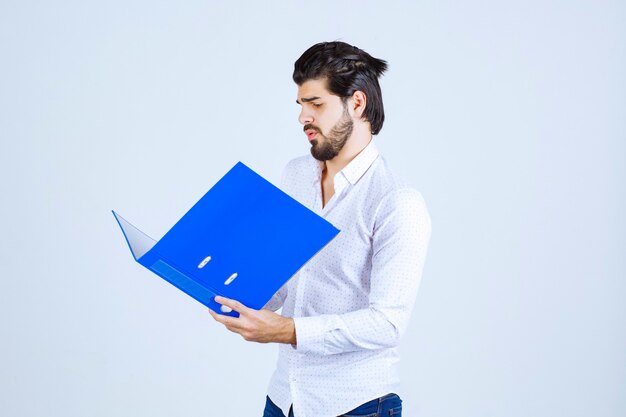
312, 103, 323, 108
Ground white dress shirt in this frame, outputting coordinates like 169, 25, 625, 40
264, 139, 431, 417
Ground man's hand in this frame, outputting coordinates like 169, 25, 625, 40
208, 296, 297, 345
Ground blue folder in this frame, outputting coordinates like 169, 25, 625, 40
113, 161, 340, 317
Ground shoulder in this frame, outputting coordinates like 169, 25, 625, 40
279, 154, 316, 192
283, 154, 313, 174
369, 157, 431, 228
368, 156, 427, 204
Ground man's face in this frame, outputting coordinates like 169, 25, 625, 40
296, 78, 354, 162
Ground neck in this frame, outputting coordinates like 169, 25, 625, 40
323, 124, 373, 180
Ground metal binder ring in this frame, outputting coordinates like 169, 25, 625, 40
224, 272, 238, 286
197, 256, 212, 269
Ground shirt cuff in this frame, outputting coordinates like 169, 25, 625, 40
292, 315, 328, 355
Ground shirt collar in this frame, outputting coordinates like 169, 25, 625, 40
311, 139, 380, 185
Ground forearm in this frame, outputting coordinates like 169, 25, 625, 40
275, 316, 297, 345
293, 305, 405, 355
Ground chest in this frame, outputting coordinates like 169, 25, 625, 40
321, 177, 335, 208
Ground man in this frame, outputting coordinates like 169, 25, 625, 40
208, 41, 431, 417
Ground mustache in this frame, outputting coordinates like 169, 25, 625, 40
303, 124, 320, 133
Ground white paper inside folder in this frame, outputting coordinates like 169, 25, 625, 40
112, 211, 157, 260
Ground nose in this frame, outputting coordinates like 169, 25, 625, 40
298, 107, 313, 125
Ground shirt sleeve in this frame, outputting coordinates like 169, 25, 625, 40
262, 282, 288, 312
292, 188, 432, 355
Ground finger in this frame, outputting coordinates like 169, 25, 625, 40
208, 308, 218, 318
207, 308, 222, 322
208, 307, 241, 328
214, 296, 250, 315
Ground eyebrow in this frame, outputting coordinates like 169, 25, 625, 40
296, 96, 322, 105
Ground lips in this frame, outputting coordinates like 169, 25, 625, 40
305, 130, 318, 140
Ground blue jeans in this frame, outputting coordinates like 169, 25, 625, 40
263, 393, 402, 417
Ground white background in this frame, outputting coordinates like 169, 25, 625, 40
1, 1, 624, 416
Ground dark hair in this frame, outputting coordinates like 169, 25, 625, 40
293, 41, 388, 135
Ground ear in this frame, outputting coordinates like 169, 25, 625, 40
348, 90, 367, 118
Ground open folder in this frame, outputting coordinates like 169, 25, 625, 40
113, 161, 340, 317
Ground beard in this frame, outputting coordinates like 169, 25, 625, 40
307, 104, 354, 161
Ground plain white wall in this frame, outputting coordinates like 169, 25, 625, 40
1, 1, 624, 416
